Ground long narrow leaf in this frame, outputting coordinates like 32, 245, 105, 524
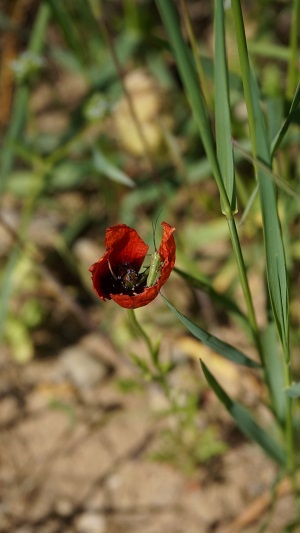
174, 267, 247, 322
271, 81, 300, 157
44, 0, 85, 65
231, 0, 289, 357
0, 4, 50, 191
162, 295, 260, 368
262, 321, 286, 424
93, 149, 135, 188
155, 0, 229, 210
214, 0, 236, 213
200, 360, 286, 465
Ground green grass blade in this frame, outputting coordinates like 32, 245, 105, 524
156, 0, 260, 353
0, 86, 29, 192
174, 267, 247, 322
233, 140, 300, 201
162, 295, 260, 368
155, 0, 230, 213
0, 4, 50, 191
262, 321, 286, 424
44, 0, 85, 65
231, 0, 289, 357
200, 360, 286, 466
214, 0, 236, 213
271, 82, 300, 157
93, 148, 135, 188
286, 0, 300, 99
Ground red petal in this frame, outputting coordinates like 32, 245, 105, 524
105, 224, 148, 271
110, 222, 175, 309
89, 224, 149, 301
89, 222, 175, 309
156, 221, 176, 290
89, 252, 112, 301
111, 285, 160, 309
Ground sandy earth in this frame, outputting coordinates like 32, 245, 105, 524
0, 330, 296, 533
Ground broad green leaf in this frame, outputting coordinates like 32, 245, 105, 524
285, 383, 300, 399
93, 148, 135, 188
200, 360, 286, 466
214, 0, 236, 213
162, 296, 260, 368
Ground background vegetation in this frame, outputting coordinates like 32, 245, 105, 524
0, 0, 299, 531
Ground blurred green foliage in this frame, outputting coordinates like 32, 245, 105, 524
0, 0, 299, 489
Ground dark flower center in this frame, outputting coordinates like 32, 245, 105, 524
109, 262, 147, 295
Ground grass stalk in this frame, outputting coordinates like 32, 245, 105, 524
231, 0, 295, 478
156, 0, 261, 359
0, 3, 50, 192
287, 0, 300, 99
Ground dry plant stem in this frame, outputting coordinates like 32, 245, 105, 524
224, 477, 291, 533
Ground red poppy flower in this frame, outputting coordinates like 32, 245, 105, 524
89, 222, 176, 309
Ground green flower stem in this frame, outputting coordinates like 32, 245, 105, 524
127, 308, 155, 358
283, 346, 295, 482
227, 217, 262, 360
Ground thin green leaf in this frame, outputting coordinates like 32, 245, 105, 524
238, 183, 259, 227
0, 4, 50, 191
271, 82, 300, 157
44, 0, 85, 65
200, 360, 286, 466
129, 353, 150, 375
286, 0, 300, 99
214, 0, 236, 213
155, 0, 231, 214
174, 267, 247, 322
233, 140, 300, 201
262, 321, 286, 423
93, 148, 135, 188
156, 0, 259, 354
162, 295, 260, 368
232, 0, 289, 357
